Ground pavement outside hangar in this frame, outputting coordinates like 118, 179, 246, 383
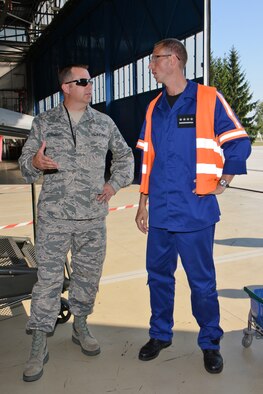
0, 146, 262, 394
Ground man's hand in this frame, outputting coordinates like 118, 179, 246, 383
135, 193, 149, 234
193, 185, 226, 196
96, 183, 116, 203
135, 206, 148, 234
32, 141, 59, 171
208, 184, 228, 195
192, 175, 234, 196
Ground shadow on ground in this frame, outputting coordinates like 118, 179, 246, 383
0, 304, 262, 394
215, 238, 263, 247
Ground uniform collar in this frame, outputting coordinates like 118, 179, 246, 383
59, 102, 94, 122
157, 80, 198, 111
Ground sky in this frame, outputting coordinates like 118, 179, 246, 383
211, 0, 263, 103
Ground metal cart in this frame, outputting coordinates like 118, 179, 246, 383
0, 235, 71, 325
242, 286, 263, 348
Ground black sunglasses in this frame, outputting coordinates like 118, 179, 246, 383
64, 78, 93, 87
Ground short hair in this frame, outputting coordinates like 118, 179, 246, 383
58, 64, 89, 86
154, 38, 188, 67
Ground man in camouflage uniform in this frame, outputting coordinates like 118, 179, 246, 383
19, 64, 134, 382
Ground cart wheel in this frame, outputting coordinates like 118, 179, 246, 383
56, 297, 71, 325
242, 334, 253, 348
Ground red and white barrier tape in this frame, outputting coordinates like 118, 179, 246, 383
109, 204, 138, 212
0, 221, 33, 230
0, 203, 139, 230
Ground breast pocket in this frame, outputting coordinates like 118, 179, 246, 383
167, 126, 196, 172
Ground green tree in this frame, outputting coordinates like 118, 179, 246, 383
210, 47, 257, 142
254, 101, 263, 140
210, 54, 229, 93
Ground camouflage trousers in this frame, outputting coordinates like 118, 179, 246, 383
27, 215, 106, 333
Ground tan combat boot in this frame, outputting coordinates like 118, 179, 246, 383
23, 330, 49, 382
72, 315, 100, 356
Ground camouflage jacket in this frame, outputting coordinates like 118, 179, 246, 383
19, 103, 134, 220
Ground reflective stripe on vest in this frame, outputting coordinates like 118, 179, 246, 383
195, 84, 223, 194
136, 84, 248, 194
136, 92, 162, 194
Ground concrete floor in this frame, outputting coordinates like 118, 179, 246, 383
0, 146, 263, 394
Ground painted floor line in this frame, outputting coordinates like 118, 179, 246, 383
100, 248, 263, 285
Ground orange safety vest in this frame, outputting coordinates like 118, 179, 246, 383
136, 84, 248, 195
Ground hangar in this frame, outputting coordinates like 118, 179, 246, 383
1, 3, 263, 392
0, 0, 210, 171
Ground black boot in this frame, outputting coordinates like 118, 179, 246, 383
139, 338, 172, 361
203, 349, 223, 374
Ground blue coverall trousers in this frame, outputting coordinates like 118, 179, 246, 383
146, 225, 223, 350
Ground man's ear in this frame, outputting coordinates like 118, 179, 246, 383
170, 54, 178, 66
61, 83, 69, 96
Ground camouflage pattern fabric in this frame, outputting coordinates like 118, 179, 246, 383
19, 103, 134, 332
19, 103, 134, 219
27, 216, 106, 333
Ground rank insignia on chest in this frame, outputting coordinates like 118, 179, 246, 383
177, 114, 196, 128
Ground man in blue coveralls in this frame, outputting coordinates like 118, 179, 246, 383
135, 38, 251, 374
